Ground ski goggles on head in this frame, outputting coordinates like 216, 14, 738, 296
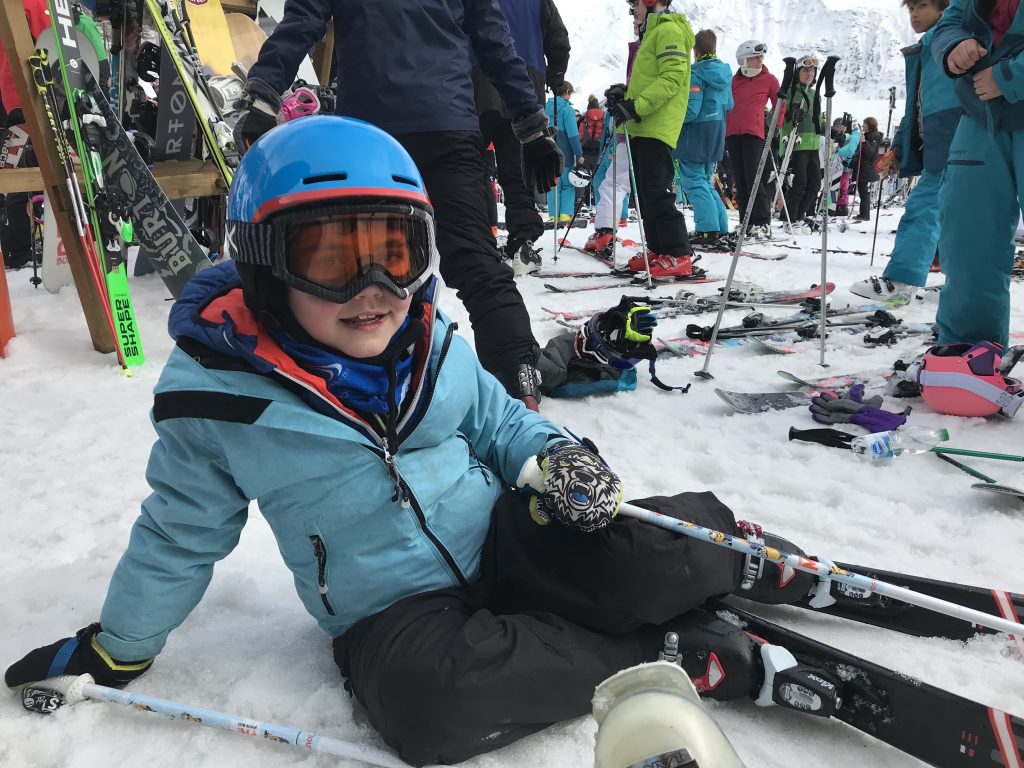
229, 202, 436, 304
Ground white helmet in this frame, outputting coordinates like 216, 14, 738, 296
736, 40, 767, 66
568, 166, 593, 188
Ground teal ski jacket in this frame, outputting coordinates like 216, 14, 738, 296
896, 26, 962, 176
933, 0, 1024, 135
96, 262, 558, 662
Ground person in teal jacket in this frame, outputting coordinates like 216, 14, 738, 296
4, 116, 777, 766
673, 28, 734, 244
544, 81, 584, 224
930, 0, 1020, 347
851, 0, 960, 304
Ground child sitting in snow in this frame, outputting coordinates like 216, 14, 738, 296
5, 116, 806, 766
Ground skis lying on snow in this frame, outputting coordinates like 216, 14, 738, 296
743, 561, 1024, 641
715, 369, 895, 413
971, 483, 1024, 503
541, 275, 721, 293
711, 600, 1024, 768
687, 308, 899, 342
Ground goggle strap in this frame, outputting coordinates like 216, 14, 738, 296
226, 220, 276, 267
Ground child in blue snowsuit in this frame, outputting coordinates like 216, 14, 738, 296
5, 116, 770, 767
932, 0, 1022, 347
852, 0, 960, 303
673, 29, 734, 244
544, 82, 583, 222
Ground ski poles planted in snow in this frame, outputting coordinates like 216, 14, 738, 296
622, 124, 653, 290
21, 674, 430, 768
616, 501, 1024, 638
696, 56, 797, 380
816, 56, 841, 367
871, 86, 898, 267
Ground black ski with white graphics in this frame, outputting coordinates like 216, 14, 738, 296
687, 309, 899, 341
713, 600, 1024, 768
737, 561, 1024, 641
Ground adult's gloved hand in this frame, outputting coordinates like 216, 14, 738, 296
518, 441, 623, 533
596, 297, 657, 350
232, 91, 279, 156
5, 623, 153, 690
521, 129, 564, 195
604, 83, 627, 108
609, 99, 641, 127
809, 384, 908, 431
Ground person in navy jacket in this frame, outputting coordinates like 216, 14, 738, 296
232, 0, 564, 409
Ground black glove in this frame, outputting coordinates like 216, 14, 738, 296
232, 92, 279, 156
5, 623, 153, 690
604, 83, 627, 108
521, 127, 564, 195
596, 297, 657, 352
528, 441, 623, 533
609, 99, 640, 127
546, 71, 565, 93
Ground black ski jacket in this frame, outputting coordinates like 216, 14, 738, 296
857, 129, 884, 183
473, 0, 570, 117
247, 0, 543, 136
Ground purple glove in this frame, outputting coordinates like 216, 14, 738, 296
809, 384, 908, 431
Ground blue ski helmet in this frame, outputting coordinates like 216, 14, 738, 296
227, 115, 438, 317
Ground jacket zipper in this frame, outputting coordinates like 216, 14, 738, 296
309, 535, 335, 616
457, 433, 493, 485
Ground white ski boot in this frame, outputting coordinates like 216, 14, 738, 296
850, 275, 916, 304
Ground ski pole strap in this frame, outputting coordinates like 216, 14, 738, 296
616, 501, 1024, 637
788, 426, 855, 450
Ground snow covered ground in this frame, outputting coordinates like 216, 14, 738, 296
2, 202, 1023, 768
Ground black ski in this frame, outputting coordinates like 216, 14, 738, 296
713, 600, 1024, 768
738, 562, 1024, 641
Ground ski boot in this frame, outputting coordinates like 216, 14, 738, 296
510, 241, 542, 276
659, 609, 842, 717
734, 521, 817, 606
689, 231, 720, 250
585, 228, 614, 255
849, 275, 916, 304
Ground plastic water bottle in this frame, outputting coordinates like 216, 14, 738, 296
850, 427, 950, 463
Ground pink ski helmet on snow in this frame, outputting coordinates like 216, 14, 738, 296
913, 342, 1023, 417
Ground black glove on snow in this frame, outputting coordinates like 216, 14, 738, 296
521, 128, 564, 195
232, 83, 280, 156
595, 297, 657, 352
5, 623, 153, 690
528, 441, 623, 533
609, 99, 640, 127
604, 83, 627, 108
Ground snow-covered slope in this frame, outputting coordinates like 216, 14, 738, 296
561, 0, 915, 113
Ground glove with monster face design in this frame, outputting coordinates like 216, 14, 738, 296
516, 439, 623, 533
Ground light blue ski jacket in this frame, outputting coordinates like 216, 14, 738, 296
97, 262, 558, 662
673, 55, 734, 164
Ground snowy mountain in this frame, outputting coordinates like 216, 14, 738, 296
560, 0, 916, 115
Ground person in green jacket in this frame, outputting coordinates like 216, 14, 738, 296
781, 54, 826, 232
606, 0, 695, 279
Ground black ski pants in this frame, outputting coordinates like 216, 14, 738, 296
397, 132, 539, 390
784, 150, 822, 221
726, 133, 773, 227
629, 135, 692, 256
1, 113, 33, 268
857, 176, 874, 219
333, 490, 742, 766
478, 111, 544, 252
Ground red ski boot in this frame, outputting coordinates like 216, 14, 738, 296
585, 228, 614, 254
647, 254, 694, 279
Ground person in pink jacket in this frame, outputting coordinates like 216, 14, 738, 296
724, 40, 784, 241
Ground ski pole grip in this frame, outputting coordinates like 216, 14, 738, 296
778, 57, 797, 98
888, 85, 897, 110
820, 56, 840, 99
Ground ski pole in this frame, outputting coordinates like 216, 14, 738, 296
816, 56, 841, 368
552, 88, 560, 262
770, 153, 794, 230
557, 135, 615, 257
616, 501, 1024, 637
696, 56, 797, 380
621, 123, 652, 290
25, 674, 431, 768
933, 452, 998, 484
870, 87, 897, 267
932, 447, 1024, 463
